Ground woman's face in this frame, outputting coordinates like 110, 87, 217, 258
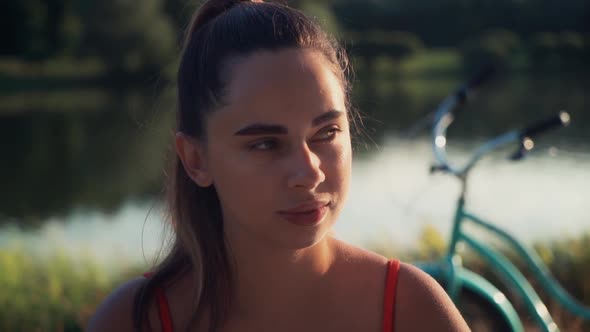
202, 49, 351, 250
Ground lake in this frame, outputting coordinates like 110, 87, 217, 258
1, 74, 588, 268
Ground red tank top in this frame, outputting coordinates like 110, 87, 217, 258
144, 259, 400, 332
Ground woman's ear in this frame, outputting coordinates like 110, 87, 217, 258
175, 132, 213, 187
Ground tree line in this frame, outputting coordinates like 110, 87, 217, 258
1, 0, 588, 78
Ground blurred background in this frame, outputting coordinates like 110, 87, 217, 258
0, 0, 588, 330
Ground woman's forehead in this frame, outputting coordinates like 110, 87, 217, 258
226, 49, 344, 106
213, 49, 346, 129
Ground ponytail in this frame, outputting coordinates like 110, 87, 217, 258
184, 0, 262, 48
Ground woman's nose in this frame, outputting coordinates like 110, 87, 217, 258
286, 144, 326, 190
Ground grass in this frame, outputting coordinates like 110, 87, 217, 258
1, 228, 589, 331
0, 57, 106, 91
0, 249, 146, 332
397, 49, 464, 77
366, 227, 590, 331
0, 49, 463, 92
0, 89, 111, 115
0, 57, 105, 80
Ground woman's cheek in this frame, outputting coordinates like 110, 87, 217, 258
323, 142, 351, 188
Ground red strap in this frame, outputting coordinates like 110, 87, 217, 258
382, 260, 400, 332
154, 287, 173, 332
143, 273, 174, 332
144, 262, 400, 332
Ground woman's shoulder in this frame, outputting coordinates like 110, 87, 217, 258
323, 238, 389, 330
329, 236, 389, 266
328, 236, 390, 290
395, 262, 470, 331
87, 276, 161, 332
329, 238, 469, 330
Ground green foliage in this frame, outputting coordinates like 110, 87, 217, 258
528, 31, 589, 71
0, 249, 145, 332
299, 1, 341, 36
1, 229, 589, 331
414, 225, 447, 261
2, 0, 589, 81
537, 234, 590, 302
348, 30, 424, 59
0, 57, 104, 83
462, 235, 590, 331
81, 0, 177, 78
459, 28, 522, 71
0, 0, 79, 60
368, 227, 590, 330
0, 89, 175, 227
397, 49, 463, 76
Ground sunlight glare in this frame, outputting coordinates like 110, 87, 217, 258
435, 135, 447, 148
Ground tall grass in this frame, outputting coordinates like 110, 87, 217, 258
1, 229, 589, 331
366, 227, 590, 331
0, 249, 145, 332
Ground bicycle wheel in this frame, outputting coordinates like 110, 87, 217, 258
456, 288, 513, 332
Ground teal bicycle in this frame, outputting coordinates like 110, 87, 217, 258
414, 68, 590, 331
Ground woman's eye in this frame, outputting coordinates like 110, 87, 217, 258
315, 127, 342, 142
248, 139, 277, 151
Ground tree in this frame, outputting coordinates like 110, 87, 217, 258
82, 0, 177, 79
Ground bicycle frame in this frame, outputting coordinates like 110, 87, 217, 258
419, 188, 590, 331
414, 69, 590, 331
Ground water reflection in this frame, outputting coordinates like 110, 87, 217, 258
357, 74, 589, 144
1, 138, 588, 267
0, 88, 174, 227
339, 138, 590, 248
0, 75, 588, 261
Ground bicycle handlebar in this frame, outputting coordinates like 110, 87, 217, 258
432, 66, 496, 125
431, 68, 571, 177
509, 111, 571, 161
431, 66, 496, 176
522, 112, 570, 138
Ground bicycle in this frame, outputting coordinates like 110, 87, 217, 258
413, 68, 590, 331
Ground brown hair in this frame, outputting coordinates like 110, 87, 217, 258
133, 1, 359, 331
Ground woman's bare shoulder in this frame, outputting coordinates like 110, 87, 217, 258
395, 263, 470, 331
86, 277, 150, 332
325, 237, 390, 330
329, 236, 389, 266
328, 236, 390, 296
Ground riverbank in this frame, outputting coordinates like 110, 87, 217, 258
1, 230, 588, 331
3, 48, 586, 93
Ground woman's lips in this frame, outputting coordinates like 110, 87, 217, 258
277, 202, 330, 226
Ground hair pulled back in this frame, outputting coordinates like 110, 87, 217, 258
134, 1, 355, 331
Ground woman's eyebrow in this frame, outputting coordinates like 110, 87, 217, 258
234, 110, 344, 136
234, 124, 287, 136
311, 110, 344, 126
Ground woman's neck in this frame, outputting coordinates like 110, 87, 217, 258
227, 235, 336, 320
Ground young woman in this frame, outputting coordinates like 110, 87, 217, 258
88, 1, 470, 331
